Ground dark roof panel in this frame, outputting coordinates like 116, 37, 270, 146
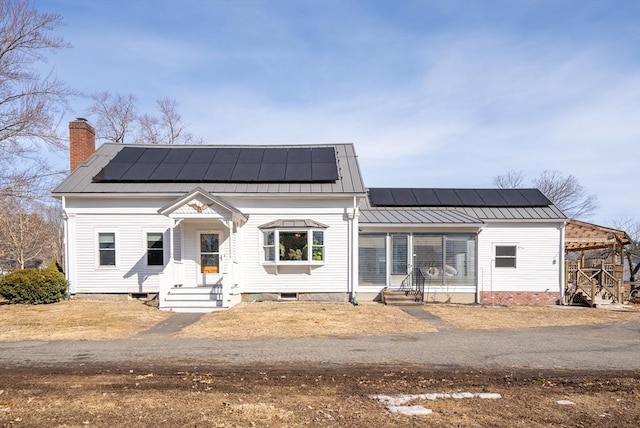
176, 163, 208, 181
258, 163, 286, 181
455, 189, 484, 206
137, 148, 170, 163
231, 163, 261, 181
92, 146, 340, 184
368, 187, 554, 208
369, 188, 395, 206
519, 188, 553, 206
285, 162, 312, 181
237, 148, 264, 163
312, 162, 339, 181
497, 189, 530, 206
188, 148, 217, 164
287, 148, 312, 163
204, 163, 234, 181
433, 189, 463, 206
475, 189, 507, 206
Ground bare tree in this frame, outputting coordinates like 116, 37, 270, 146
493, 170, 525, 188
0, 0, 75, 158
89, 92, 201, 145
0, 193, 60, 270
88, 91, 137, 144
493, 169, 598, 219
611, 218, 640, 282
534, 171, 598, 219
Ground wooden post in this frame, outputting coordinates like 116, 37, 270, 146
617, 279, 622, 303
564, 261, 569, 305
591, 279, 597, 307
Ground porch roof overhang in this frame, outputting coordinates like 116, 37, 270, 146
158, 187, 248, 222
258, 219, 329, 229
359, 208, 483, 226
565, 219, 631, 252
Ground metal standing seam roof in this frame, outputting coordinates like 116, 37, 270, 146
52, 143, 367, 195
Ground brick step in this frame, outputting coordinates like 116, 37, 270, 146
383, 290, 422, 306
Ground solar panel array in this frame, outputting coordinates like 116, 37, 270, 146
368, 188, 552, 207
93, 147, 339, 183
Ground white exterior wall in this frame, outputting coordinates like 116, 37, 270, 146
230, 197, 353, 294
70, 213, 173, 293
477, 222, 564, 294
64, 195, 355, 296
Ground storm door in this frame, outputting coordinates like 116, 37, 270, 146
198, 232, 220, 285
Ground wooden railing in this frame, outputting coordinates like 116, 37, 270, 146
565, 261, 622, 306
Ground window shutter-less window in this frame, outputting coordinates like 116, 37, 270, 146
391, 234, 408, 274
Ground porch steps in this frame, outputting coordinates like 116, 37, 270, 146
164, 286, 223, 313
383, 289, 423, 306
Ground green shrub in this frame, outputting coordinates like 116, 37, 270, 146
0, 266, 68, 304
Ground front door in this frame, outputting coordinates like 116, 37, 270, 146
198, 232, 220, 285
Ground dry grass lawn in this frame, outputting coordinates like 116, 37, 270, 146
0, 298, 170, 341
425, 303, 640, 330
1, 299, 639, 342
177, 301, 437, 339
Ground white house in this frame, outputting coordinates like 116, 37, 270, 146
53, 119, 567, 311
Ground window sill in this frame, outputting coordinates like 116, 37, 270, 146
262, 261, 325, 266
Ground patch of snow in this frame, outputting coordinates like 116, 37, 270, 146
556, 400, 575, 405
387, 405, 433, 416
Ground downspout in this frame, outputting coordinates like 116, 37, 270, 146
349, 196, 359, 305
62, 196, 71, 295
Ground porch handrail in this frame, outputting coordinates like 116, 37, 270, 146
399, 268, 425, 302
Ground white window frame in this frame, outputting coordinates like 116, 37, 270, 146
144, 230, 166, 267
494, 244, 517, 268
96, 230, 118, 268
391, 234, 408, 275
261, 229, 326, 265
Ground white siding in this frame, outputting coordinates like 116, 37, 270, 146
477, 223, 564, 293
71, 214, 173, 293
239, 213, 350, 293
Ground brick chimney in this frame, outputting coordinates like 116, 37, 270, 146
69, 118, 96, 172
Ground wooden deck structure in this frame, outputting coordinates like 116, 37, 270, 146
564, 220, 631, 306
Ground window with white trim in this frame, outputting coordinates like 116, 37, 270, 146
495, 245, 517, 268
262, 230, 325, 263
98, 233, 116, 266
146, 232, 164, 266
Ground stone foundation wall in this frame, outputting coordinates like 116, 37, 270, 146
480, 291, 560, 306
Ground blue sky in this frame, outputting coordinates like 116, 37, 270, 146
35, 0, 640, 225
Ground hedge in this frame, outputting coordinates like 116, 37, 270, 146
0, 262, 68, 304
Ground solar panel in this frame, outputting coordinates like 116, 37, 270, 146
138, 148, 170, 163
369, 188, 395, 206
231, 163, 261, 181
311, 162, 339, 181
148, 163, 183, 181
93, 146, 340, 183
212, 148, 240, 164
412, 188, 440, 205
474, 189, 506, 206
262, 148, 287, 163
311, 147, 335, 163
204, 163, 234, 181
391, 188, 418, 206
434, 189, 462, 206
188, 148, 217, 163
496, 189, 529, 206
452, 189, 483, 206
237, 148, 264, 163
258, 163, 286, 181
93, 162, 133, 182
121, 162, 158, 181
111, 147, 145, 163
518, 189, 552, 206
287, 148, 312, 163
176, 163, 208, 181
163, 148, 193, 163
285, 162, 312, 181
